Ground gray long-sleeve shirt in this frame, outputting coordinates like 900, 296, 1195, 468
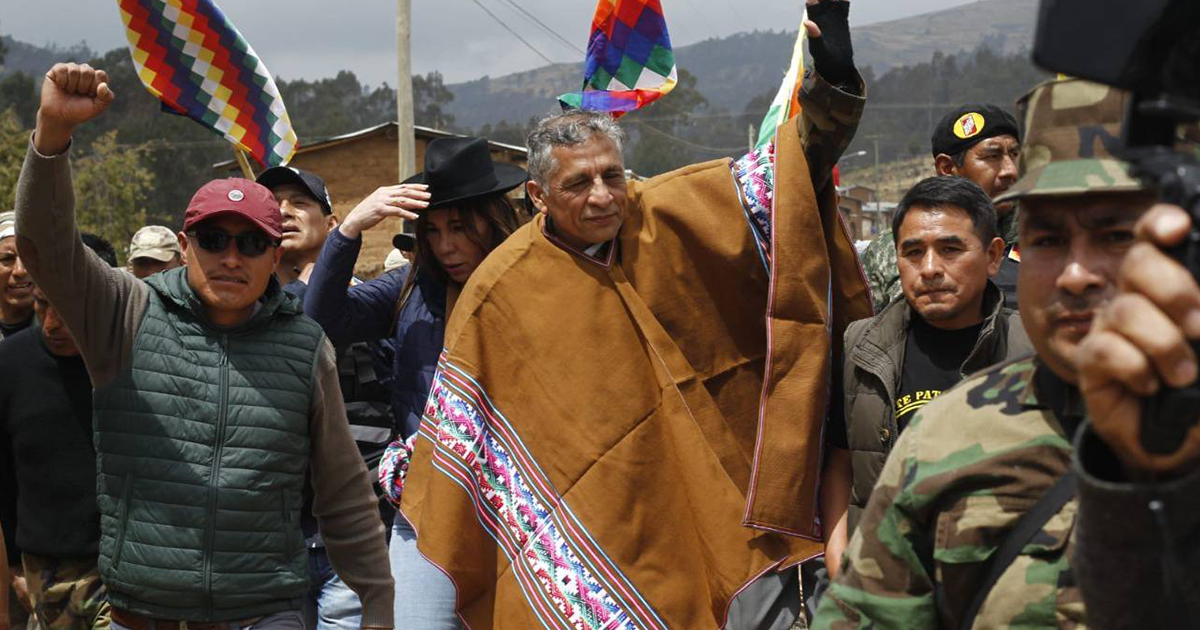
14, 139, 394, 627
1072, 423, 1200, 629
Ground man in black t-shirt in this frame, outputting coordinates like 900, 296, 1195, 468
0, 235, 116, 630
819, 176, 1032, 581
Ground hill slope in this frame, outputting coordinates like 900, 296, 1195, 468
1, 36, 95, 77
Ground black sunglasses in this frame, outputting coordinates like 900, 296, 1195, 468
187, 228, 278, 257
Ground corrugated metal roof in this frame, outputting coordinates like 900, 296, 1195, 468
213, 121, 527, 170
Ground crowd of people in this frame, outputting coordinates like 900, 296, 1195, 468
3, 1, 1200, 629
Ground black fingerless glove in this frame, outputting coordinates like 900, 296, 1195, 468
808, 1, 856, 89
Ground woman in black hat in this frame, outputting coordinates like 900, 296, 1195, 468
303, 136, 526, 628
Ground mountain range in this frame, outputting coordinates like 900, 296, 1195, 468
442, 0, 1038, 130
1, 0, 1039, 133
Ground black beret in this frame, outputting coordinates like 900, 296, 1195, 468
393, 232, 416, 252
930, 104, 1020, 157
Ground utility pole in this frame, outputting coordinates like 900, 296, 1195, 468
860, 135, 884, 218
396, 0, 416, 182
748, 124, 756, 153
874, 136, 881, 212
850, 134, 888, 232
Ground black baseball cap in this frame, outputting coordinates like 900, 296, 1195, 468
256, 166, 334, 215
393, 232, 416, 252
931, 104, 1020, 157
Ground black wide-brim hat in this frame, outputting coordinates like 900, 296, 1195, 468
402, 136, 527, 209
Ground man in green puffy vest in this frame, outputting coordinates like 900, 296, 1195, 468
14, 62, 394, 630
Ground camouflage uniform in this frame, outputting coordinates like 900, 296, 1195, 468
21, 555, 109, 630
814, 358, 1086, 628
799, 67, 868, 194
858, 229, 901, 314
817, 79, 1148, 629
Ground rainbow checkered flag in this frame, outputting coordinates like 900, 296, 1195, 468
116, 0, 298, 167
756, 8, 808, 148
558, 0, 677, 117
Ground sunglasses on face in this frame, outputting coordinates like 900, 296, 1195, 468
187, 228, 278, 257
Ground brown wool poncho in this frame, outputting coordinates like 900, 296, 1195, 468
401, 115, 871, 629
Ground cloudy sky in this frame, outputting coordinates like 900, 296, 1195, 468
5, 0, 975, 86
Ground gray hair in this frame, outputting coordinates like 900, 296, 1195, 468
526, 110, 626, 185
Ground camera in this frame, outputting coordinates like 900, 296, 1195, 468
1034, 0, 1200, 454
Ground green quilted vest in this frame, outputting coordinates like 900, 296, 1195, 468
93, 267, 325, 621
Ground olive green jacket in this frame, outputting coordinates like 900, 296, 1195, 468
841, 282, 1031, 528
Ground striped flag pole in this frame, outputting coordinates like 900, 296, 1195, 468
233, 147, 256, 179
116, 0, 299, 168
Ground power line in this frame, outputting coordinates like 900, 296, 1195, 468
495, 0, 585, 55
675, 0, 721, 40
628, 120, 746, 153
464, 0, 557, 66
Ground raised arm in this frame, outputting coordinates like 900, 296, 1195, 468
799, 0, 866, 193
304, 184, 427, 345
15, 63, 148, 389
731, 0, 865, 246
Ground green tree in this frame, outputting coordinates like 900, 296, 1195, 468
0, 73, 37, 128
476, 116, 537, 146
622, 68, 710, 176
413, 71, 455, 130
0, 108, 29, 210
72, 130, 153, 263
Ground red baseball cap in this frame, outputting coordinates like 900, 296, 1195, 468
182, 178, 282, 239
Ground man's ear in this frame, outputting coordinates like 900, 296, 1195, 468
934, 154, 958, 176
526, 180, 549, 215
326, 213, 340, 229
986, 235, 1005, 277
177, 232, 189, 254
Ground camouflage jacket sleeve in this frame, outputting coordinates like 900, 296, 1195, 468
812, 414, 942, 629
799, 68, 866, 193
859, 230, 900, 313
814, 359, 1084, 630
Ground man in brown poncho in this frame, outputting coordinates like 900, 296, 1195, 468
400, 2, 870, 627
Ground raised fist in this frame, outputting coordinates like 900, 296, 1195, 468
35, 62, 115, 155
805, 0, 856, 89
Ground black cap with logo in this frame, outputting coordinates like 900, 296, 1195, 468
930, 104, 1020, 158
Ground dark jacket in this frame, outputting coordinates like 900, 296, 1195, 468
1072, 425, 1200, 628
304, 228, 446, 440
841, 281, 1031, 527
